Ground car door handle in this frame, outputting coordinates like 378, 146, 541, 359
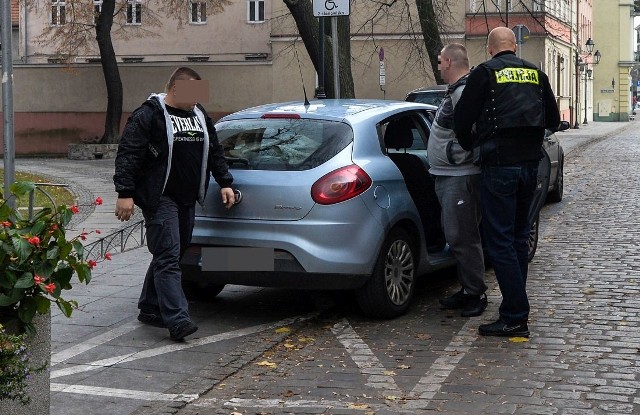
233, 189, 242, 204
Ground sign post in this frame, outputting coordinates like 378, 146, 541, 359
512, 24, 529, 58
313, 0, 351, 98
379, 47, 386, 98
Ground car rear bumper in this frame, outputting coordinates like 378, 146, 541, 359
180, 244, 369, 290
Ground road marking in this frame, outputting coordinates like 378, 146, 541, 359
192, 397, 401, 412
331, 318, 401, 392
51, 312, 317, 380
51, 322, 140, 365
50, 383, 198, 402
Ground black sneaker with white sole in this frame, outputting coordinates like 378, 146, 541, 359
478, 319, 530, 337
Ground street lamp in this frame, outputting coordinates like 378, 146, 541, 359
583, 68, 592, 124
581, 40, 600, 125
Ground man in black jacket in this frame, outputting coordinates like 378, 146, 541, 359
114, 67, 235, 341
454, 27, 560, 338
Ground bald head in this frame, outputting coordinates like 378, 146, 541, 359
487, 27, 517, 56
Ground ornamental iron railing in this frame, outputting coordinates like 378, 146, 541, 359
83, 219, 146, 261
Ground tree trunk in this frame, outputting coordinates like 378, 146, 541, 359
95, 0, 123, 144
415, 0, 444, 85
337, 16, 354, 98
283, 1, 356, 99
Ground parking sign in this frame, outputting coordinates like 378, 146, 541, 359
313, 0, 351, 17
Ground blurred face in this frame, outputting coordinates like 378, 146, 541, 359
171, 79, 210, 110
437, 50, 452, 83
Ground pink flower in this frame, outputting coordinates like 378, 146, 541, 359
95, 229, 102, 234
70, 205, 79, 214
104, 252, 112, 260
45, 283, 56, 294
1, 221, 11, 227
34, 275, 45, 285
88, 260, 97, 269
95, 197, 103, 205
80, 232, 88, 241
51, 224, 58, 231
27, 236, 41, 245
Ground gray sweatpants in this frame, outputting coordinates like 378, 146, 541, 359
434, 175, 487, 296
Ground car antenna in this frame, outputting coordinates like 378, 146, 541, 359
294, 47, 311, 106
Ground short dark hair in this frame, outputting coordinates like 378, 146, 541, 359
442, 43, 469, 69
165, 67, 202, 92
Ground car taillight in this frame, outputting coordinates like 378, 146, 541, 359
311, 165, 372, 205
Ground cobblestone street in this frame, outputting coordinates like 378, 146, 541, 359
153, 128, 640, 415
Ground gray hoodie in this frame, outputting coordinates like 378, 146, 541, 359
427, 75, 480, 176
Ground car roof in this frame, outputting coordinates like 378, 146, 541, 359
406, 84, 448, 95
218, 99, 437, 123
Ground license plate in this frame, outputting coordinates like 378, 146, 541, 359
200, 247, 274, 272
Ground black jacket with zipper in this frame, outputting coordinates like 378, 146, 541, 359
113, 94, 233, 212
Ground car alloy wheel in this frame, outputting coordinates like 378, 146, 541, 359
356, 228, 416, 318
546, 158, 564, 203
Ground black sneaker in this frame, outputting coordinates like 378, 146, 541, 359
439, 288, 465, 309
461, 293, 488, 317
169, 320, 198, 341
478, 319, 529, 337
137, 311, 165, 328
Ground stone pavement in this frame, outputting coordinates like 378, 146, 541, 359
2, 119, 637, 414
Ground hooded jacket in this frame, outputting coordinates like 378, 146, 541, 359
427, 73, 480, 176
113, 93, 233, 212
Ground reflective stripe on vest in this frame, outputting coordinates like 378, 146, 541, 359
494, 67, 540, 85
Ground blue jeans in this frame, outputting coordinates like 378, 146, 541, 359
139, 196, 195, 328
481, 163, 538, 324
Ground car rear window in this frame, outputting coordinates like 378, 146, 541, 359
216, 118, 353, 171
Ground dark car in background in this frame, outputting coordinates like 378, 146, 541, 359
405, 85, 447, 106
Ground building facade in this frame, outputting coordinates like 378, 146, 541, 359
1, 1, 630, 155
592, 0, 637, 121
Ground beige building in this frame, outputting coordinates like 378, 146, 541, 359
592, 0, 637, 121
2, 1, 632, 155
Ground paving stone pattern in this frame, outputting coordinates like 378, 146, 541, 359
154, 129, 640, 415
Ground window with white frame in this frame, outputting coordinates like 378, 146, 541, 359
126, 0, 142, 25
94, 0, 102, 24
51, 0, 66, 26
532, 0, 543, 12
190, 1, 207, 24
248, 0, 265, 23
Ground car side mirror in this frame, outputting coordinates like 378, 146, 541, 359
557, 120, 570, 132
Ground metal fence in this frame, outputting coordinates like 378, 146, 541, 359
24, 182, 147, 261
83, 219, 146, 261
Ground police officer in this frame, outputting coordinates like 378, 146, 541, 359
454, 27, 560, 337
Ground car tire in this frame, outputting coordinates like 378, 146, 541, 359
528, 213, 539, 263
182, 280, 225, 302
546, 157, 564, 203
356, 228, 416, 319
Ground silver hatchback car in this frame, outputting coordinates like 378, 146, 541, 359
180, 99, 550, 318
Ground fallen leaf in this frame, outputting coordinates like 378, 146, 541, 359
508, 337, 530, 343
416, 334, 432, 340
282, 390, 296, 397
397, 364, 410, 369
276, 327, 291, 334
385, 395, 400, 401
284, 343, 296, 348
582, 288, 597, 295
256, 360, 277, 368
383, 370, 396, 376
298, 336, 315, 343
349, 403, 370, 409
